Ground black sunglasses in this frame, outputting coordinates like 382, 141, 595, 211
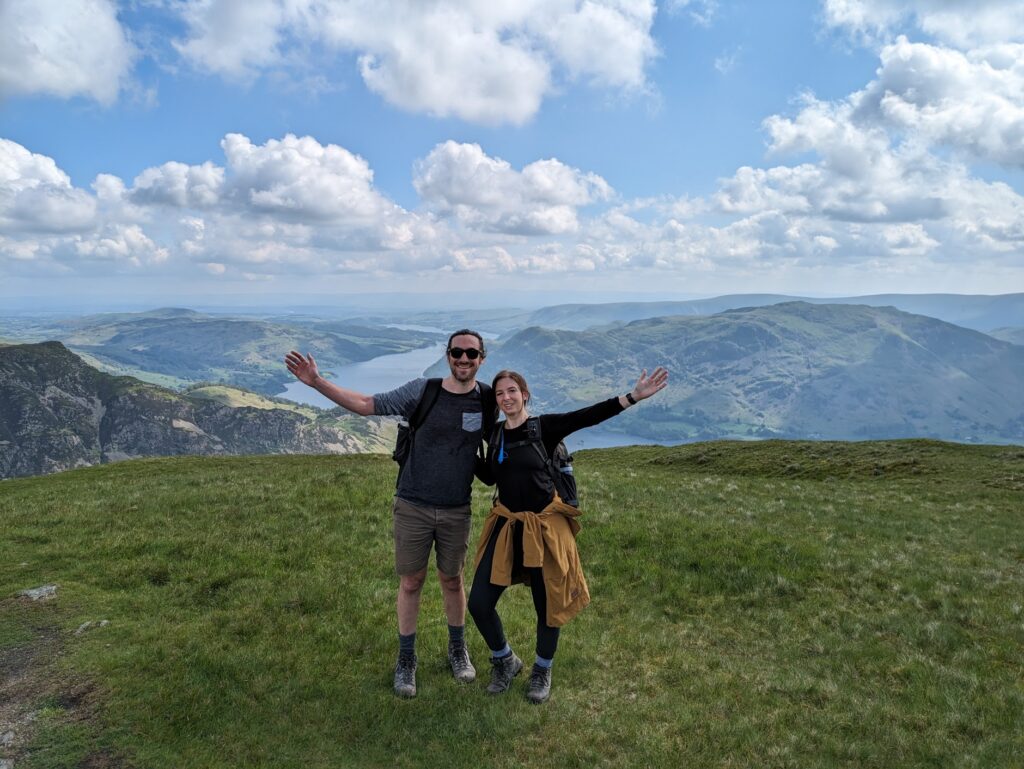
448, 347, 482, 360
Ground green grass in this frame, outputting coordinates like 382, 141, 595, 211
70, 349, 192, 390
185, 384, 320, 417
1, 442, 1022, 768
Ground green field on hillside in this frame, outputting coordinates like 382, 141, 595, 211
184, 384, 321, 417
1, 441, 1022, 768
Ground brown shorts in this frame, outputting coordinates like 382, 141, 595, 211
392, 497, 473, 577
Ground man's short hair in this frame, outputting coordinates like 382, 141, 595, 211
447, 329, 486, 357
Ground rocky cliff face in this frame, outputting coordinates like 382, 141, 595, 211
0, 342, 394, 479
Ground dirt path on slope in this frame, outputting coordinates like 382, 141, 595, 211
0, 598, 126, 768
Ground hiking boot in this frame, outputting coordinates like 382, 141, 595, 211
393, 652, 417, 698
525, 664, 551, 704
485, 652, 523, 695
448, 639, 476, 683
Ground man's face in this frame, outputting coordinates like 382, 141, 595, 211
446, 333, 484, 383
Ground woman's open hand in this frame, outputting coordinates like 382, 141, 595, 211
631, 366, 669, 402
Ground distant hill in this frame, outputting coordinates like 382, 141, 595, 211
481, 302, 1024, 444
989, 327, 1024, 346
519, 293, 1024, 333
2, 308, 440, 394
0, 342, 396, 479
335, 292, 1024, 336
335, 308, 532, 340
522, 295, 802, 331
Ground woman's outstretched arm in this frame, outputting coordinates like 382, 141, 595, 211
539, 366, 670, 452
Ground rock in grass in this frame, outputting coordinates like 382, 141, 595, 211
18, 584, 57, 601
74, 620, 110, 635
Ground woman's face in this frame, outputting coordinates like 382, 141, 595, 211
495, 376, 527, 419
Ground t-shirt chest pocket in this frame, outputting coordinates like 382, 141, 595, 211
462, 412, 482, 432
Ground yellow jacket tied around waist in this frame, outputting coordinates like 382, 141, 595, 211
473, 497, 591, 627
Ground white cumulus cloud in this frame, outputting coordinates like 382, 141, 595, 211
172, 0, 659, 124
131, 162, 225, 208
0, 139, 97, 234
756, 97, 954, 223
853, 37, 1024, 167
534, 0, 658, 90
414, 141, 613, 235
71, 224, 169, 266
823, 0, 1024, 49
353, 6, 552, 126
174, 0, 288, 80
0, 0, 136, 104
221, 133, 398, 223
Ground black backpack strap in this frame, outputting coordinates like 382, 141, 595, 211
485, 418, 506, 468
393, 378, 442, 477
486, 421, 503, 504
501, 418, 547, 454
526, 417, 568, 502
409, 378, 443, 431
525, 416, 550, 468
478, 382, 496, 439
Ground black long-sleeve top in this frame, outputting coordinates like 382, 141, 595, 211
486, 397, 625, 513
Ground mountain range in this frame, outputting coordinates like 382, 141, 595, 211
0, 308, 439, 394
348, 292, 1024, 335
4, 297, 1023, 479
473, 302, 1024, 444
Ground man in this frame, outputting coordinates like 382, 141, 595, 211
285, 330, 490, 698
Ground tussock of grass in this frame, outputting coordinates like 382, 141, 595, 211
1, 443, 1022, 768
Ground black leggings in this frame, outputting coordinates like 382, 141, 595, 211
468, 517, 561, 661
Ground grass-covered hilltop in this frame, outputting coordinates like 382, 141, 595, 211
2, 441, 1022, 768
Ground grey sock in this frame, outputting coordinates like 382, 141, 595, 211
491, 642, 512, 660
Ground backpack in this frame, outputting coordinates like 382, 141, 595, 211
491, 416, 578, 507
392, 378, 494, 469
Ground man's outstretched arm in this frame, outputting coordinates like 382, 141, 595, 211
284, 351, 375, 416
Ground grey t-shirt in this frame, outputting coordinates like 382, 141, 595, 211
374, 378, 485, 507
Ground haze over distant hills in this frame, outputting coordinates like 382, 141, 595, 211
522, 293, 1024, 333
990, 327, 1024, 346
364, 292, 1024, 335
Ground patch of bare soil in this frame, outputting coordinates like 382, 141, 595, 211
0, 599, 129, 768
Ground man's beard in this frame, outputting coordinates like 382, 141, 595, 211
450, 364, 475, 381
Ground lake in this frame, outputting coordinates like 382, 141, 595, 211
564, 428, 666, 452
276, 343, 446, 408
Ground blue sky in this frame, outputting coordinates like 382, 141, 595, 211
2, 0, 1023, 309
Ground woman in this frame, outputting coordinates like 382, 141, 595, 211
468, 366, 668, 704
